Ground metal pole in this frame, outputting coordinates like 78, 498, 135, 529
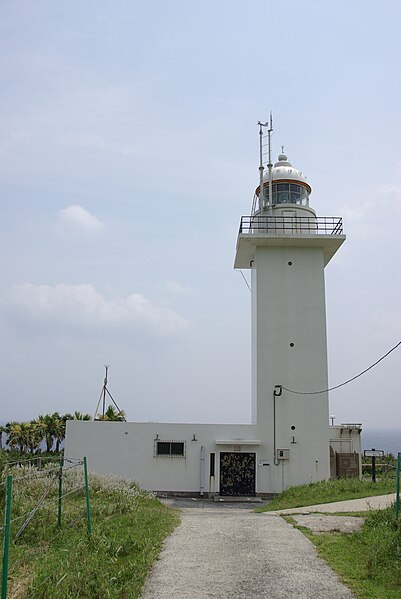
258, 122, 265, 215
267, 112, 273, 216
273, 385, 282, 466
200, 446, 205, 497
371, 449, 376, 483
395, 453, 401, 520
2, 475, 13, 599
57, 458, 63, 529
83, 457, 92, 535
102, 365, 109, 418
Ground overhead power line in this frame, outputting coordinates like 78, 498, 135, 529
282, 339, 401, 395
239, 270, 251, 292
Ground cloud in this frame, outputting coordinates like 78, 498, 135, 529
58, 205, 104, 234
58, 133, 143, 158
339, 181, 401, 239
379, 183, 401, 197
165, 278, 193, 295
4, 283, 188, 337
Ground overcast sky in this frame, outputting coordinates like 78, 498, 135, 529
0, 1, 400, 428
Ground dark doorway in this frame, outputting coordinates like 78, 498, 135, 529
219, 452, 256, 496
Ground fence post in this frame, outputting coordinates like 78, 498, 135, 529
83, 457, 92, 535
57, 458, 63, 529
395, 453, 401, 520
1, 475, 13, 599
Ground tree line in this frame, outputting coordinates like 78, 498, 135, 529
0, 405, 126, 454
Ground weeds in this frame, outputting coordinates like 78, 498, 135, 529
274, 475, 401, 597
258, 477, 396, 512
0, 453, 179, 598
306, 508, 401, 598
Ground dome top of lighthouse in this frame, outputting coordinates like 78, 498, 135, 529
276, 153, 291, 165
262, 153, 311, 191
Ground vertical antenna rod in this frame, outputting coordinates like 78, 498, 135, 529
267, 112, 273, 216
102, 365, 109, 417
257, 120, 268, 214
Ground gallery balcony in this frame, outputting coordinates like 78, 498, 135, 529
238, 215, 343, 236
234, 215, 346, 269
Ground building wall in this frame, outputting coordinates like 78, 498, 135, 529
65, 419, 349, 495
329, 426, 362, 455
64, 214, 348, 495
65, 421, 259, 494
252, 245, 330, 490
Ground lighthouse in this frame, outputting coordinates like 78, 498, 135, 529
234, 119, 346, 491
66, 119, 361, 497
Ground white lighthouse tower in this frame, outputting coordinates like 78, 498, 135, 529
66, 119, 361, 498
234, 118, 346, 492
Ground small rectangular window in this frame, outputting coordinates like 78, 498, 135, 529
155, 441, 185, 457
171, 442, 185, 456
157, 442, 171, 455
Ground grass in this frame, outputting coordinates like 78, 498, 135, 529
0, 454, 179, 598
292, 508, 401, 598
264, 471, 401, 597
257, 477, 396, 512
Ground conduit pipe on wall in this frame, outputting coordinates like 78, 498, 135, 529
200, 446, 205, 497
273, 385, 282, 466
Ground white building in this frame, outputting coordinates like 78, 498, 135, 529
65, 133, 362, 497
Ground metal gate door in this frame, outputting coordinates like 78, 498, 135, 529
219, 452, 256, 496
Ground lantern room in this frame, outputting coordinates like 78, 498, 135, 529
255, 153, 312, 211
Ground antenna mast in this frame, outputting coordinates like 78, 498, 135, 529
257, 121, 266, 214
267, 112, 273, 215
102, 365, 109, 417
94, 365, 127, 421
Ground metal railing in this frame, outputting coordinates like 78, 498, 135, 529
238, 215, 343, 236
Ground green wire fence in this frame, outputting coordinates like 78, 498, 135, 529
395, 453, 401, 520
1, 456, 91, 599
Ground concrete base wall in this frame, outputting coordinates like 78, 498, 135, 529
65, 420, 360, 495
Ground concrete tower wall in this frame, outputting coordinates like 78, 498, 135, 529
253, 245, 330, 492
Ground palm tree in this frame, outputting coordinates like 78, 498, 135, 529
5, 422, 30, 452
72, 411, 91, 421
37, 413, 61, 452
37, 415, 52, 452
0, 425, 5, 449
63, 411, 92, 423
25, 422, 44, 454
96, 405, 126, 421
53, 415, 65, 453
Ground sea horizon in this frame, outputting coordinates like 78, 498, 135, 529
361, 428, 401, 456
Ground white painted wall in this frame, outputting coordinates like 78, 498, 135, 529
329, 426, 362, 455
252, 244, 331, 492
65, 419, 360, 495
65, 421, 260, 494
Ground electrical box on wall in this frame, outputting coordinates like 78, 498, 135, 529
276, 448, 289, 460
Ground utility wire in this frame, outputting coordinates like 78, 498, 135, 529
4, 456, 65, 467
9, 484, 85, 527
239, 270, 251, 292
282, 339, 401, 395
4, 461, 82, 483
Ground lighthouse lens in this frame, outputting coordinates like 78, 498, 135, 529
271, 183, 309, 206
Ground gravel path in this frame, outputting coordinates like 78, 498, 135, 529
141, 506, 355, 599
291, 513, 364, 534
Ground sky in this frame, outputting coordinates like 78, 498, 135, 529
0, 0, 400, 428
